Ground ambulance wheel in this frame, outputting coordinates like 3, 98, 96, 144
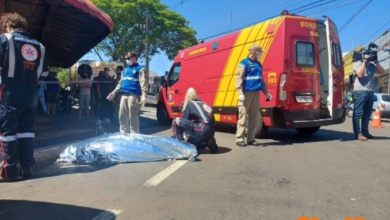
157, 104, 172, 126
295, 126, 320, 136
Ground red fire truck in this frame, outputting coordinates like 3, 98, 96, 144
157, 11, 346, 136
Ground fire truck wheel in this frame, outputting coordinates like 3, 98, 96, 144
295, 126, 320, 136
157, 104, 172, 126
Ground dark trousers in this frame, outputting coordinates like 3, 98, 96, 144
0, 92, 37, 178
352, 91, 374, 137
100, 98, 114, 121
172, 118, 214, 148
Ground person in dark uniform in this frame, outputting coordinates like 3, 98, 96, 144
0, 13, 49, 182
171, 88, 218, 153
99, 67, 115, 122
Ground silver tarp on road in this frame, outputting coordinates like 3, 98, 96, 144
56, 133, 198, 164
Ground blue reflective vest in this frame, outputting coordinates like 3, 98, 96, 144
120, 63, 143, 95
240, 57, 263, 91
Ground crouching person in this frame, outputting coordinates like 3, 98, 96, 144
172, 88, 218, 153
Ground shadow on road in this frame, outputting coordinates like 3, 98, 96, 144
259, 128, 390, 147
216, 124, 390, 146
0, 199, 115, 220
198, 146, 232, 155
27, 161, 116, 181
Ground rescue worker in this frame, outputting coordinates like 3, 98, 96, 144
235, 44, 272, 147
106, 52, 148, 133
172, 88, 218, 153
0, 13, 49, 182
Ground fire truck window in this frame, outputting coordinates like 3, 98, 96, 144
168, 64, 181, 87
332, 43, 342, 67
296, 42, 314, 66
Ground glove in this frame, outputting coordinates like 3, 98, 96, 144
140, 96, 146, 106
174, 117, 181, 126
106, 92, 115, 101
266, 93, 273, 101
238, 94, 245, 102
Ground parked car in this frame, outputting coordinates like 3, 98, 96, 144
346, 93, 390, 118
373, 93, 390, 118
146, 92, 158, 106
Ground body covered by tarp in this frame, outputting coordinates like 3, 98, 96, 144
57, 133, 198, 164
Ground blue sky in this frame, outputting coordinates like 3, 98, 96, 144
82, 0, 390, 75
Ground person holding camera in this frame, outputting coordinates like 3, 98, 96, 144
352, 49, 385, 141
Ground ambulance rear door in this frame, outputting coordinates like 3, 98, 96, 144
323, 16, 344, 118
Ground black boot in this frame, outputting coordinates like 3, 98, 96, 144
21, 167, 33, 178
207, 137, 218, 154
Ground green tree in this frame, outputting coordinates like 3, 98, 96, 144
91, 0, 198, 61
50, 67, 70, 88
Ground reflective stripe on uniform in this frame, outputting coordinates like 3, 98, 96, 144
0, 135, 17, 142
37, 43, 45, 78
192, 101, 209, 123
244, 76, 262, 80
16, 133, 35, 138
123, 76, 139, 81
4, 33, 15, 78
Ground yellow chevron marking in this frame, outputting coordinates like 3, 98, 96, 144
214, 113, 221, 122
214, 26, 254, 106
228, 17, 285, 106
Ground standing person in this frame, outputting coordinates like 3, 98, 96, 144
91, 70, 104, 119
352, 52, 385, 141
0, 12, 49, 182
45, 71, 60, 115
113, 66, 124, 124
106, 52, 148, 133
37, 80, 48, 114
99, 67, 115, 122
235, 44, 272, 147
78, 72, 92, 119
171, 88, 218, 153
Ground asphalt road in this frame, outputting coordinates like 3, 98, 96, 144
1, 106, 390, 220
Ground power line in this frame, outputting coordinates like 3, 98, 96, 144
362, 19, 390, 45
290, 0, 335, 13
202, 0, 342, 40
169, 0, 191, 9
304, 0, 361, 15
356, 1, 390, 45
339, 0, 373, 32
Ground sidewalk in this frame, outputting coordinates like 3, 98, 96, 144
33, 110, 118, 164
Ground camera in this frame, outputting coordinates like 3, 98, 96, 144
353, 42, 378, 62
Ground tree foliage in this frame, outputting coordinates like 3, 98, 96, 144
50, 67, 70, 88
91, 0, 198, 61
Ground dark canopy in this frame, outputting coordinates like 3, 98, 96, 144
1, 0, 114, 68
